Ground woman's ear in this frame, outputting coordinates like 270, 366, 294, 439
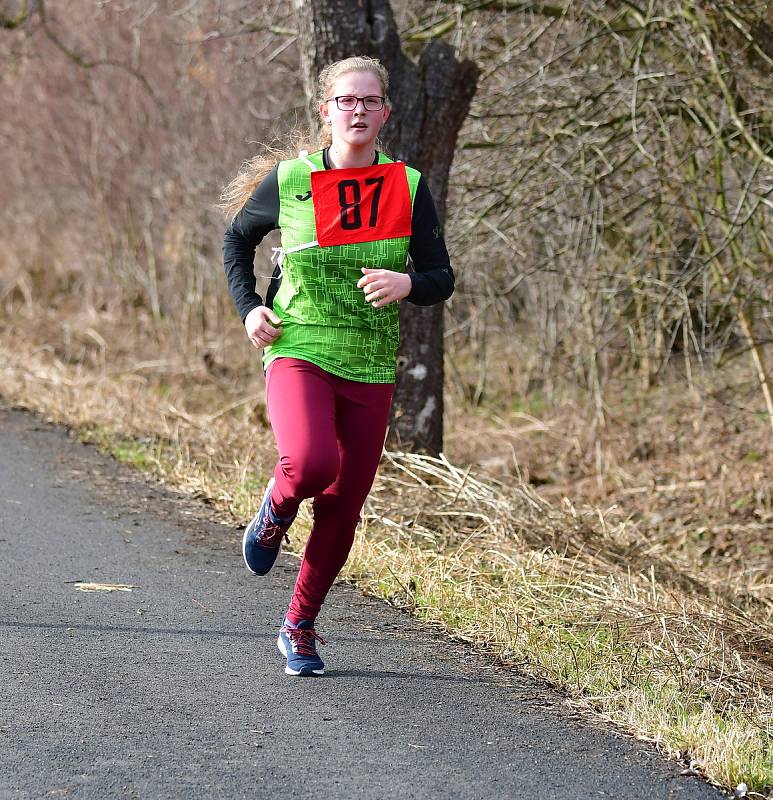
319, 102, 330, 126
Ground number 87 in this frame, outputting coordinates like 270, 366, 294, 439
337, 176, 384, 231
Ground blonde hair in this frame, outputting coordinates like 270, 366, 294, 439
220, 56, 390, 221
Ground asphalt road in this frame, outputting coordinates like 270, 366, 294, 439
0, 404, 727, 799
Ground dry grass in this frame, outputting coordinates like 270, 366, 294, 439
1, 308, 771, 796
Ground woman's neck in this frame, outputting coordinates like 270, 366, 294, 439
327, 142, 376, 169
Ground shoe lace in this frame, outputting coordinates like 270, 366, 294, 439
281, 625, 327, 656
256, 522, 290, 548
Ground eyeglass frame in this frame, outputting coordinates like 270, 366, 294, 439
324, 95, 387, 111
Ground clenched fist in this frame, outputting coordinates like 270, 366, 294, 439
357, 268, 412, 308
244, 306, 283, 349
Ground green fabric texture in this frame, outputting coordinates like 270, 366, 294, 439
263, 150, 420, 383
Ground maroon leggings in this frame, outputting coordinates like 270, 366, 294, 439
264, 357, 394, 624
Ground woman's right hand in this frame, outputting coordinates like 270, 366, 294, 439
244, 306, 283, 349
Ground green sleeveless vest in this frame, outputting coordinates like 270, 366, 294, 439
262, 150, 421, 383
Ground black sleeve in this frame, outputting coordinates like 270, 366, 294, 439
223, 165, 280, 323
406, 176, 455, 306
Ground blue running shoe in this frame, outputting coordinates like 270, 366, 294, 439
277, 619, 326, 676
242, 478, 296, 576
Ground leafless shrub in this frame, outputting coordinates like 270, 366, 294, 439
0, 0, 299, 349
412, 1, 773, 428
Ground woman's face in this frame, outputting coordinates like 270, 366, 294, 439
319, 70, 391, 150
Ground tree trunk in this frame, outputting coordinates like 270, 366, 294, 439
293, 0, 478, 453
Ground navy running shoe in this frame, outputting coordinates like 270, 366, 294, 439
277, 619, 326, 676
242, 478, 296, 576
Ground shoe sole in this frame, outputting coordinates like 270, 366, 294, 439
242, 477, 276, 575
277, 634, 324, 676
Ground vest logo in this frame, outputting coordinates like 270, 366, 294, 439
295, 190, 312, 201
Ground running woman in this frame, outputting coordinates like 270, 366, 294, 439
222, 56, 454, 676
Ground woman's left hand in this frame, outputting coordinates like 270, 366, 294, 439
357, 268, 412, 308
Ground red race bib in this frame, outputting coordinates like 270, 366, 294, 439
310, 161, 412, 247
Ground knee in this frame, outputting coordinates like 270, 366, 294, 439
279, 452, 339, 499
312, 492, 361, 529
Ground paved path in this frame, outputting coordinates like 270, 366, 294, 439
0, 405, 726, 799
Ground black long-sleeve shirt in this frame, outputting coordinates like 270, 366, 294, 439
223, 150, 455, 323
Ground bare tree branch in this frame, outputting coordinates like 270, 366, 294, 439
31, 0, 161, 105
